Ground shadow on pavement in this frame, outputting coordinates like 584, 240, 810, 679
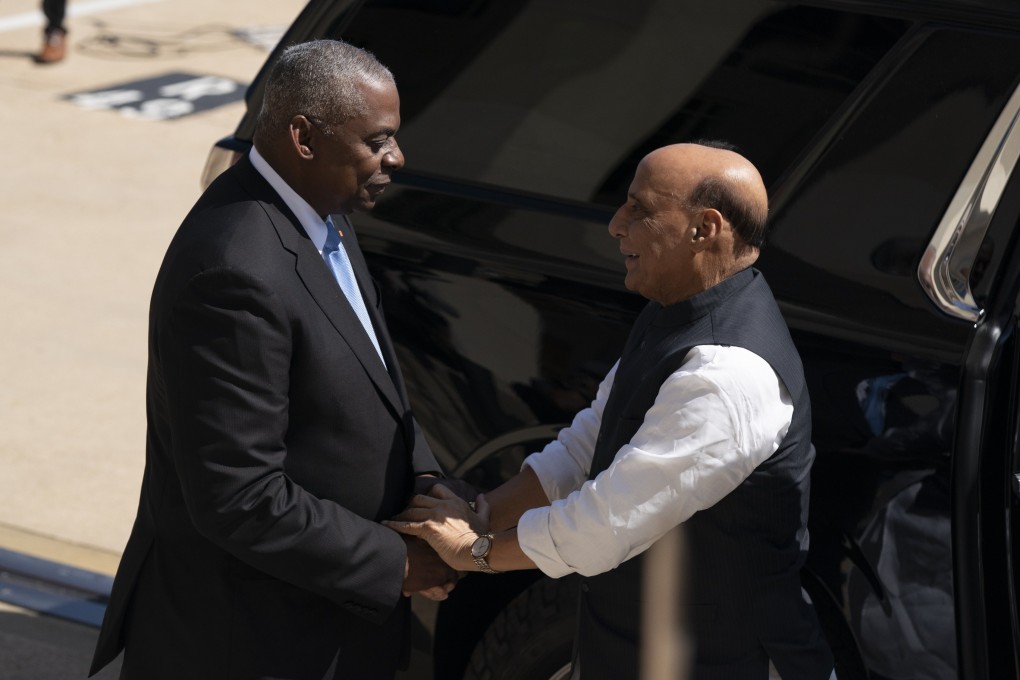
0, 48, 37, 59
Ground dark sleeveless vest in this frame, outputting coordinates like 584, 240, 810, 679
576, 268, 832, 680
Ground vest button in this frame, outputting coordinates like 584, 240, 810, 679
580, 581, 590, 593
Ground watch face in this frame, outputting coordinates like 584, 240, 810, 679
471, 535, 492, 558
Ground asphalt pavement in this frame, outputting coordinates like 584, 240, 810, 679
0, 0, 306, 674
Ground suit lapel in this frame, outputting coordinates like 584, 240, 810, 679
337, 216, 420, 448
233, 158, 405, 418
334, 216, 407, 396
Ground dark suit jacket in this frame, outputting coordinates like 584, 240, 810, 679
90, 154, 439, 680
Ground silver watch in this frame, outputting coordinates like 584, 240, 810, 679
470, 533, 499, 574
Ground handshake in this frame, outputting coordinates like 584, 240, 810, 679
389, 476, 491, 601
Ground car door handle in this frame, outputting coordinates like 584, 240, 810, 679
918, 82, 1020, 324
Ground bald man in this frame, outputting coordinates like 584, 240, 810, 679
390, 142, 835, 679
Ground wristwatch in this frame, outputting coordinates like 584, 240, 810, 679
470, 533, 499, 574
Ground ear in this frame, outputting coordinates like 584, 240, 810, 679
288, 115, 315, 159
689, 208, 724, 252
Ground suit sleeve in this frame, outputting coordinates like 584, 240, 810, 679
160, 266, 406, 623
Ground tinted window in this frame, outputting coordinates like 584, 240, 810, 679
343, 0, 907, 205
761, 27, 1020, 355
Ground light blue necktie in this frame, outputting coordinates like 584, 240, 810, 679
322, 217, 386, 366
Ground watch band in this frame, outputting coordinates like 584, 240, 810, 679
472, 534, 500, 574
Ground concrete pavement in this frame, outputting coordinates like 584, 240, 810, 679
0, 0, 305, 674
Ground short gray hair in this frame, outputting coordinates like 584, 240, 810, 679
254, 39, 393, 141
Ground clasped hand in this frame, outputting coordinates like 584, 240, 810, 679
388, 484, 491, 579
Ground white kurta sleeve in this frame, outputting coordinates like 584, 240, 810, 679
517, 345, 793, 578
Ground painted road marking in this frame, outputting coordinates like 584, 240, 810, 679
66, 72, 245, 121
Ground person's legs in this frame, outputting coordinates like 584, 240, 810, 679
41, 0, 67, 32
36, 0, 67, 63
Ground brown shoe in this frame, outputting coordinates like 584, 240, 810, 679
35, 29, 66, 64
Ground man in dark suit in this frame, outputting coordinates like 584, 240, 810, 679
90, 39, 456, 680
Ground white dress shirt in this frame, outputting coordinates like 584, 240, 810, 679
249, 146, 330, 252
249, 146, 386, 365
517, 344, 793, 578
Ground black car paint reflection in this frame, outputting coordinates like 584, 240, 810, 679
805, 356, 958, 679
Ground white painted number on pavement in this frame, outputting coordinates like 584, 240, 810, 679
68, 73, 244, 121
120, 98, 196, 121
70, 89, 144, 109
159, 76, 238, 102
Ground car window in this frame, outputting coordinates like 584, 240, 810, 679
761, 26, 1020, 354
341, 0, 907, 205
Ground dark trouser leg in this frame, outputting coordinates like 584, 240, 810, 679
36, 0, 67, 63
41, 0, 67, 34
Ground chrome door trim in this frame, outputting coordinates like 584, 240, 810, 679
918, 82, 1020, 323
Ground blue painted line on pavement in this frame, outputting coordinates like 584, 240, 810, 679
0, 548, 112, 628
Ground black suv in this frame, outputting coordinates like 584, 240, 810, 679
202, 1, 1020, 678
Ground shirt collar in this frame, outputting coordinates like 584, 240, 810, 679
249, 145, 330, 252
